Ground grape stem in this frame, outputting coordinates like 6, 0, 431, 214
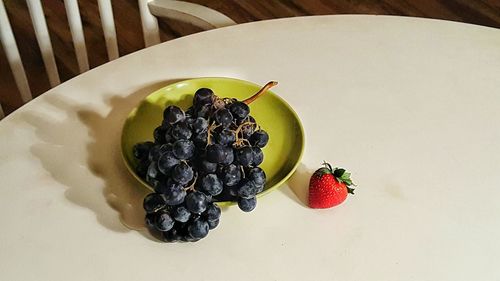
243, 81, 278, 104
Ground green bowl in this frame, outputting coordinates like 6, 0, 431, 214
121, 77, 305, 207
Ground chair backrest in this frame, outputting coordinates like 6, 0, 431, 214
0, 0, 235, 119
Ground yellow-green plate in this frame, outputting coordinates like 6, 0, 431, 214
121, 77, 305, 207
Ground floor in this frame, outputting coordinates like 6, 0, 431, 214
2, 0, 500, 115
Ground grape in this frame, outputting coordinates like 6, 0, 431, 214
193, 131, 208, 147
194, 88, 213, 106
215, 129, 236, 146
153, 126, 167, 144
163, 105, 185, 124
252, 147, 264, 166
187, 218, 209, 239
208, 219, 219, 230
133, 141, 154, 161
173, 206, 191, 223
148, 145, 162, 162
199, 160, 217, 174
220, 164, 241, 186
250, 130, 269, 148
206, 144, 226, 163
235, 147, 254, 167
198, 174, 223, 196
214, 108, 233, 127
192, 117, 209, 134
155, 211, 174, 232
172, 162, 194, 185
143, 193, 167, 214
238, 197, 257, 212
136, 87, 269, 242
163, 228, 183, 242
248, 167, 266, 186
196, 104, 211, 119
171, 122, 192, 140
204, 203, 221, 222
146, 162, 161, 182
229, 101, 250, 120
161, 179, 186, 205
237, 179, 257, 199
172, 140, 195, 160
157, 150, 180, 174
185, 191, 208, 214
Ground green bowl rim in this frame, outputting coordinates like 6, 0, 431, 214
120, 77, 306, 207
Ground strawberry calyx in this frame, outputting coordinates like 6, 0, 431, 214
321, 161, 356, 194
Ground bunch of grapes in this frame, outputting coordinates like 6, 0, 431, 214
133, 86, 270, 242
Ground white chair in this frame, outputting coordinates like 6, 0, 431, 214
0, 0, 236, 118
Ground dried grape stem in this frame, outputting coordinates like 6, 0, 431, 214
243, 81, 278, 104
184, 174, 198, 192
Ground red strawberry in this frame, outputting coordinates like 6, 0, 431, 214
308, 162, 355, 209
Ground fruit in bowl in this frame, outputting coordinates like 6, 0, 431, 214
133, 82, 278, 242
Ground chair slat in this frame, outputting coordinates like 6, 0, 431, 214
26, 0, 60, 87
148, 0, 236, 30
97, 0, 119, 60
0, 0, 32, 104
64, 0, 89, 73
138, 0, 160, 47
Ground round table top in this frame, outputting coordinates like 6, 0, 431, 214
1, 15, 500, 280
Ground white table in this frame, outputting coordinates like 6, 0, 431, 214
1, 15, 499, 280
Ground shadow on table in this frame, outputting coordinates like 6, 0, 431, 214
281, 163, 313, 207
22, 79, 185, 240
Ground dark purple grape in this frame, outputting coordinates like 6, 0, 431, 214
199, 174, 223, 196
163, 105, 185, 125
237, 179, 257, 199
252, 147, 264, 166
235, 146, 254, 167
250, 130, 269, 148
214, 108, 233, 128
248, 167, 266, 186
215, 129, 236, 146
173, 206, 191, 223
199, 159, 217, 174
158, 179, 186, 205
196, 104, 211, 119
143, 193, 167, 213
133, 141, 154, 160
162, 227, 183, 242
157, 150, 180, 174
193, 131, 208, 147
238, 197, 256, 212
221, 146, 234, 165
153, 126, 167, 144
206, 144, 226, 163
172, 140, 195, 160
194, 88, 213, 106
221, 164, 241, 186
171, 122, 192, 140
187, 218, 209, 239
208, 219, 219, 230
204, 203, 221, 221
148, 145, 162, 162
192, 117, 208, 134
155, 210, 174, 232
185, 191, 209, 214
229, 101, 250, 120
146, 161, 161, 181
172, 162, 194, 185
